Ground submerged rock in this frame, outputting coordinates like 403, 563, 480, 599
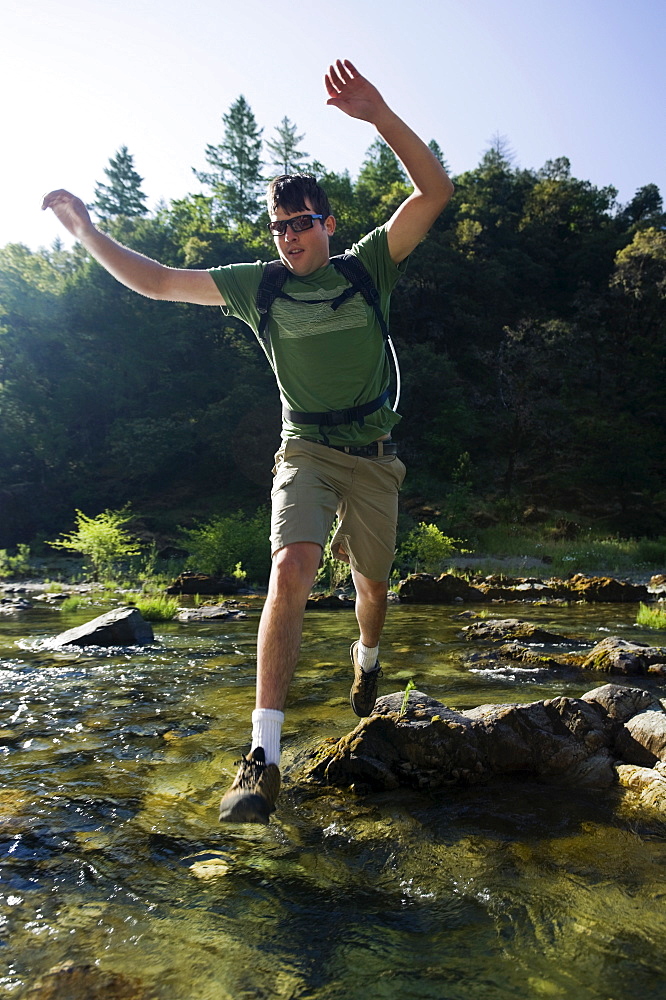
458, 617, 572, 645
53, 607, 154, 647
23, 961, 153, 1000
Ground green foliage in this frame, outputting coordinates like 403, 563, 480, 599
183, 508, 271, 584
1, 114, 664, 549
397, 523, 459, 574
48, 507, 142, 580
194, 95, 264, 225
399, 679, 416, 717
473, 526, 666, 576
0, 543, 32, 579
315, 525, 352, 592
132, 594, 180, 622
636, 603, 666, 630
93, 146, 147, 218
60, 595, 87, 613
266, 116, 309, 174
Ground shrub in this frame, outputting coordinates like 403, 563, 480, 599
47, 507, 141, 580
0, 543, 32, 580
397, 522, 459, 574
183, 508, 271, 585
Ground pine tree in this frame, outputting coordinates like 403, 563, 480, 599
193, 95, 263, 226
266, 116, 309, 175
93, 146, 148, 218
356, 137, 407, 192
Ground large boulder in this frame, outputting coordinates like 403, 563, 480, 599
166, 572, 238, 596
566, 574, 649, 602
581, 636, 666, 675
294, 683, 666, 821
53, 607, 154, 647
298, 688, 618, 792
396, 573, 486, 603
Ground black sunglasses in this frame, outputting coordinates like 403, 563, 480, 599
267, 213, 323, 236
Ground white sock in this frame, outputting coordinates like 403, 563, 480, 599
357, 641, 379, 672
251, 708, 284, 766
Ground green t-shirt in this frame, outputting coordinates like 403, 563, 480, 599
208, 225, 406, 446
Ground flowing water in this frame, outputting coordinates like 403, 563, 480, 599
0, 596, 665, 999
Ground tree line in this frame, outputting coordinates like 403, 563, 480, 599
1, 95, 665, 551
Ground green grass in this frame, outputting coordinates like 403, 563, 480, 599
60, 595, 86, 613
464, 527, 666, 577
399, 679, 416, 717
636, 603, 666, 630
131, 594, 180, 622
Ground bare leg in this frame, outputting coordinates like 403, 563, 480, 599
255, 541, 322, 711
351, 566, 389, 647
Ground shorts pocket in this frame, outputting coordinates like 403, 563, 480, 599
271, 464, 298, 496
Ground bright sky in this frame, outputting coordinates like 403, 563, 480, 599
2, 0, 665, 251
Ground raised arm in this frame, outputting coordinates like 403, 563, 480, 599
325, 59, 454, 264
42, 190, 224, 306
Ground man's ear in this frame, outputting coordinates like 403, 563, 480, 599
325, 215, 336, 235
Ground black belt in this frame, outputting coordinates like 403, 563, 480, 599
328, 440, 398, 457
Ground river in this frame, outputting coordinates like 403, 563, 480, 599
0, 597, 664, 999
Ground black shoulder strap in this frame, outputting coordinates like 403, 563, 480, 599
256, 254, 389, 342
329, 253, 390, 342
257, 260, 290, 344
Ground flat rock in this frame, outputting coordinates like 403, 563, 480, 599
176, 605, 247, 622
459, 617, 572, 645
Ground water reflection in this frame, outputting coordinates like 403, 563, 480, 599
0, 599, 664, 998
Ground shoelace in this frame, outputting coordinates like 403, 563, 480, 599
359, 665, 382, 685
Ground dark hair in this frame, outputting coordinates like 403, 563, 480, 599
266, 174, 332, 220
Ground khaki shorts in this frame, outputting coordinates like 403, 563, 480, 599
270, 438, 407, 582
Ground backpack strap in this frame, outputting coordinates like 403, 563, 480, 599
254, 255, 397, 438
256, 260, 290, 352
329, 254, 391, 342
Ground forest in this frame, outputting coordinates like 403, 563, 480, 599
1, 98, 665, 554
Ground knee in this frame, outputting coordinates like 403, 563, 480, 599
355, 576, 389, 606
270, 542, 321, 596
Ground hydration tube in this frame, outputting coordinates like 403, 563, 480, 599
388, 335, 401, 411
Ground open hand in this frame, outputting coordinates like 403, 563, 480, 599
324, 59, 388, 124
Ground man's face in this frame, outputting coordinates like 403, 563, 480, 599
270, 197, 336, 276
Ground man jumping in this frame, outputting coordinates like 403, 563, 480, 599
43, 58, 454, 823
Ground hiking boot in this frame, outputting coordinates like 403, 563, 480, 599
218, 746, 280, 824
349, 641, 382, 718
